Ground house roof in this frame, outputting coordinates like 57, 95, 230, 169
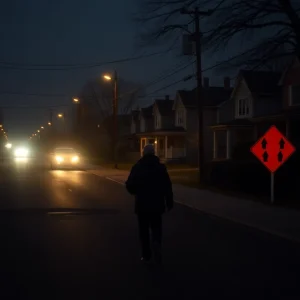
240, 70, 281, 96
177, 87, 232, 108
155, 99, 174, 116
140, 104, 153, 118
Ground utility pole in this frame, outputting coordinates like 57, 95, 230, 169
181, 7, 212, 184
49, 109, 53, 125
113, 70, 119, 169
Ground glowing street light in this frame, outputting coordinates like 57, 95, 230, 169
37, 130, 40, 133
103, 75, 112, 81
102, 70, 118, 169
48, 122, 51, 126
57, 113, 63, 118
73, 98, 79, 103
41, 126, 44, 129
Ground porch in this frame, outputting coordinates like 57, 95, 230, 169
211, 117, 293, 161
138, 131, 186, 160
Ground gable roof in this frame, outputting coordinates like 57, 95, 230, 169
154, 99, 174, 116
177, 87, 232, 108
140, 104, 153, 119
240, 70, 281, 96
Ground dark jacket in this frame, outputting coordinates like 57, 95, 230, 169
125, 155, 173, 214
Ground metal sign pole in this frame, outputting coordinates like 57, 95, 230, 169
270, 172, 274, 204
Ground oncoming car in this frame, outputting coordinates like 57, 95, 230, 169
50, 147, 82, 170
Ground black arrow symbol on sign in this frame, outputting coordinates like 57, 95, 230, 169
262, 151, 268, 162
261, 138, 267, 149
278, 151, 283, 162
279, 138, 285, 149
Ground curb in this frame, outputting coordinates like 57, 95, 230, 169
90, 171, 300, 244
174, 198, 300, 244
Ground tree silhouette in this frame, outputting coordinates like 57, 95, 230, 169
133, 0, 300, 71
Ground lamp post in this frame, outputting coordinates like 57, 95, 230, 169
103, 70, 118, 169
72, 98, 80, 134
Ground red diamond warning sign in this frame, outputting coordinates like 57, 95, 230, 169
250, 125, 296, 173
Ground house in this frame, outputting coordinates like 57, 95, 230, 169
135, 96, 186, 162
131, 78, 232, 165
211, 70, 285, 161
279, 55, 300, 148
173, 78, 233, 164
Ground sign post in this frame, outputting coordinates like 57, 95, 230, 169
250, 125, 295, 204
270, 173, 274, 204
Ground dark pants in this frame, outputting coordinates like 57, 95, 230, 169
137, 213, 162, 260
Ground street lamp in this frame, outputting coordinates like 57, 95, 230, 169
103, 70, 118, 169
48, 122, 51, 126
57, 113, 66, 133
41, 126, 44, 129
73, 98, 79, 103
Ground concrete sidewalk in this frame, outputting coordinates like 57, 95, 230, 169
89, 167, 300, 243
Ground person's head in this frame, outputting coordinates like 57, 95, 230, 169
143, 144, 155, 157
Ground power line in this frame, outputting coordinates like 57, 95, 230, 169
0, 104, 70, 109
116, 59, 195, 100
139, 55, 243, 98
0, 91, 68, 97
0, 50, 171, 71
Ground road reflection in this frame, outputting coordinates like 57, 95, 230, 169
14, 157, 29, 163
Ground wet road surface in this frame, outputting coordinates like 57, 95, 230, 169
0, 160, 299, 299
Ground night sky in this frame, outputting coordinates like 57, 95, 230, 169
0, 0, 227, 141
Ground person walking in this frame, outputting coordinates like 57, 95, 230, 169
125, 144, 173, 264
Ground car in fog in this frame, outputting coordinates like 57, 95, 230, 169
50, 147, 82, 170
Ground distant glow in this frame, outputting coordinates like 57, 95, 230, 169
103, 75, 112, 81
71, 156, 79, 162
14, 147, 29, 158
5, 143, 12, 149
73, 98, 79, 103
0, 124, 2, 127
55, 156, 63, 163
48, 122, 52, 125
41, 126, 44, 129
37, 130, 40, 133
57, 114, 63, 118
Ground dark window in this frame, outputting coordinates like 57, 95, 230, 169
291, 86, 300, 105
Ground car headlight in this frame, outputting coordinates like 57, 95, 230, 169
14, 148, 29, 157
71, 156, 79, 162
55, 156, 63, 162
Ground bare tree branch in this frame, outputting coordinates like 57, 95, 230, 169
133, 0, 300, 71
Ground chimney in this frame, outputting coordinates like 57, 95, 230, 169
224, 77, 231, 89
165, 95, 170, 100
203, 77, 209, 88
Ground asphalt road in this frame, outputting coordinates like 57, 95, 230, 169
0, 159, 299, 300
